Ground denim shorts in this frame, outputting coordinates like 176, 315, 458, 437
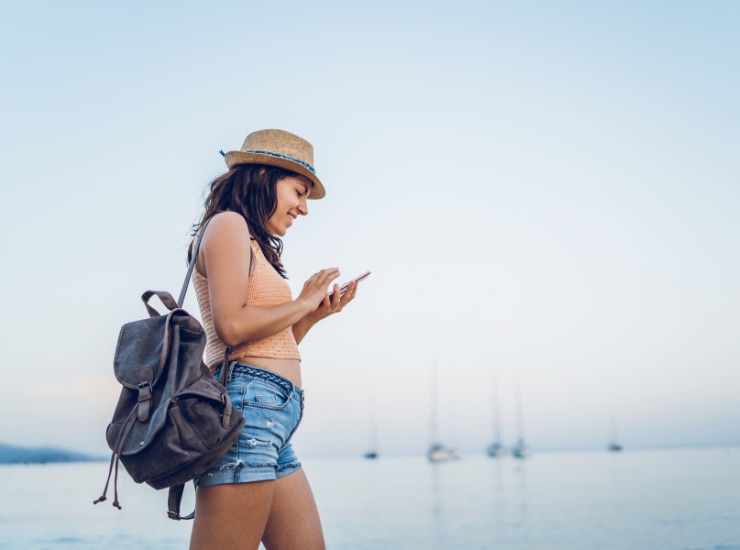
194, 362, 304, 487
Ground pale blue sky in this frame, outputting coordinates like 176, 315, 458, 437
1, 0, 738, 457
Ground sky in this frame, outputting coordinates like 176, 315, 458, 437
0, 0, 738, 458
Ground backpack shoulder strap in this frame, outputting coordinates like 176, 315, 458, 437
177, 217, 213, 308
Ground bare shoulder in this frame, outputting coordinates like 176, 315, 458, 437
203, 211, 252, 246
206, 211, 251, 236
198, 212, 252, 277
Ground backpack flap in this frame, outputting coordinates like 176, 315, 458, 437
113, 313, 172, 390
111, 289, 189, 389
113, 308, 203, 389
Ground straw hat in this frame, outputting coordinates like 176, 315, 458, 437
223, 129, 326, 199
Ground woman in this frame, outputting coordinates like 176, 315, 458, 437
188, 129, 357, 550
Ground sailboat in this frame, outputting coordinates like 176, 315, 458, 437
428, 443, 459, 462
427, 361, 459, 462
486, 373, 507, 458
364, 397, 379, 459
510, 375, 529, 459
607, 411, 623, 452
510, 438, 529, 459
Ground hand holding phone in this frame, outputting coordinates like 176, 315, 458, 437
327, 270, 371, 300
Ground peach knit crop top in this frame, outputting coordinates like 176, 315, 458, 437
192, 238, 301, 370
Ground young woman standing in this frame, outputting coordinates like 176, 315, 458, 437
188, 129, 358, 549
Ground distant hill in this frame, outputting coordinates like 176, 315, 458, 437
0, 443, 103, 464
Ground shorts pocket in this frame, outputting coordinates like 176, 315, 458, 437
242, 380, 291, 411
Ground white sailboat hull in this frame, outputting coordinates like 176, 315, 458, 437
428, 444, 460, 463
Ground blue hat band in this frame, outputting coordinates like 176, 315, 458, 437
244, 150, 316, 175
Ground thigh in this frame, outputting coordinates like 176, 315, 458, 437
190, 481, 274, 550
262, 469, 325, 550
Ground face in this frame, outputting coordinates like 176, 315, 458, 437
266, 175, 312, 236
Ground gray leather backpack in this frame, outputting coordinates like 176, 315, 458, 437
94, 220, 245, 519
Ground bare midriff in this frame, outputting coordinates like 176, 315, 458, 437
235, 356, 303, 388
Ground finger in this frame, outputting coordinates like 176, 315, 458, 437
326, 270, 341, 285
339, 281, 356, 304
332, 284, 345, 311
330, 284, 340, 304
334, 287, 351, 311
345, 281, 360, 303
325, 285, 336, 310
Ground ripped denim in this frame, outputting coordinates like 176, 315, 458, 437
194, 362, 304, 487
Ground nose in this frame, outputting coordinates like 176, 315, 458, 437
298, 197, 308, 216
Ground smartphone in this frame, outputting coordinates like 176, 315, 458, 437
328, 270, 371, 299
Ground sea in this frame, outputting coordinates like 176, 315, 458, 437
0, 446, 738, 549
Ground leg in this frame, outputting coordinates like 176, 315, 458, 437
262, 468, 325, 550
190, 481, 275, 550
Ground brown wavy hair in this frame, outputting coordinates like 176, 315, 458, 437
189, 164, 298, 278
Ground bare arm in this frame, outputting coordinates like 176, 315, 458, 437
199, 212, 339, 347
292, 316, 315, 345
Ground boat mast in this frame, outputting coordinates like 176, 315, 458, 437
610, 410, 616, 443
516, 374, 525, 446
370, 396, 378, 451
430, 360, 440, 445
492, 373, 502, 444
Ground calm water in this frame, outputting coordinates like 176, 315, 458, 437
0, 447, 739, 549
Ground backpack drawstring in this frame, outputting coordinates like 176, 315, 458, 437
112, 452, 122, 509
94, 408, 137, 510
